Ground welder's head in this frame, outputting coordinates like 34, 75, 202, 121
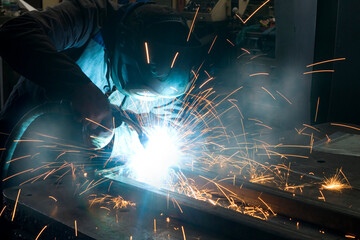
107, 4, 202, 100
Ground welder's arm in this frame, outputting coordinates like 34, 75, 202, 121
0, 0, 116, 146
0, 0, 113, 99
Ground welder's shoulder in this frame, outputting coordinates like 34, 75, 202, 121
61, 0, 119, 12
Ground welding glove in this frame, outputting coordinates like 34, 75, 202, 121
70, 82, 114, 149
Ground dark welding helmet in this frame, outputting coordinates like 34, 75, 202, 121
106, 4, 202, 99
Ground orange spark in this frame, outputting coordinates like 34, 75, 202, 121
181, 226, 187, 240
261, 87, 276, 100
84, 118, 112, 132
244, 0, 270, 24
306, 57, 346, 67
235, 13, 245, 24
322, 168, 351, 191
303, 70, 334, 74
226, 39, 235, 47
249, 73, 269, 77
345, 234, 356, 239
276, 91, 292, 104
208, 35, 218, 54
7, 154, 31, 163
173, 198, 183, 213
330, 123, 360, 131
13, 139, 43, 143
258, 197, 276, 216
199, 77, 214, 89
145, 42, 150, 64
314, 97, 320, 122
171, 52, 179, 68
187, 7, 199, 42
318, 190, 325, 202
12, 188, 21, 221
0, 206, 6, 216
49, 196, 57, 202
35, 225, 48, 240
254, 123, 272, 129
241, 48, 250, 54
2, 168, 33, 182
154, 218, 156, 233
75, 220, 78, 236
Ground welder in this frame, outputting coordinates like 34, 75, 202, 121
0, 0, 202, 150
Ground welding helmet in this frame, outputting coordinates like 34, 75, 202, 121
104, 4, 202, 99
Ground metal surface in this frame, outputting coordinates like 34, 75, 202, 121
2, 171, 347, 240
2, 116, 360, 239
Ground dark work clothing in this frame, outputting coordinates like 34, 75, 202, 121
0, 0, 120, 100
0, 0, 133, 146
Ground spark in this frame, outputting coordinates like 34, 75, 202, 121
108, 181, 113, 192
208, 35, 218, 54
100, 206, 111, 211
170, 86, 178, 92
166, 217, 170, 223
154, 218, 157, 233
276, 91, 292, 104
7, 154, 31, 163
314, 97, 320, 122
330, 123, 360, 131
345, 234, 356, 239
261, 87, 276, 100
258, 197, 276, 216
171, 52, 179, 68
11, 189, 21, 221
235, 13, 245, 24
306, 57, 346, 67
241, 48, 250, 54
2, 168, 33, 182
145, 42, 150, 64
322, 168, 351, 191
13, 139, 43, 142
302, 124, 320, 132
254, 123, 272, 130
35, 225, 48, 240
75, 220, 78, 237
250, 54, 267, 60
199, 77, 214, 89
181, 226, 187, 240
226, 39, 235, 47
249, 73, 269, 77
243, 0, 270, 24
0, 206, 6, 216
187, 7, 199, 42
303, 70, 334, 74
84, 118, 112, 133
173, 198, 183, 213
318, 190, 325, 202
48, 196, 57, 202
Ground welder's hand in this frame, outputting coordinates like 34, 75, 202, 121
70, 82, 114, 148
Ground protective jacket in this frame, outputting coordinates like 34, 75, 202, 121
0, 0, 177, 144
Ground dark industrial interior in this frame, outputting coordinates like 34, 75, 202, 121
1, 0, 360, 239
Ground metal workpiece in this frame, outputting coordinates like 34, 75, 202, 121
2, 167, 353, 240
2, 120, 360, 239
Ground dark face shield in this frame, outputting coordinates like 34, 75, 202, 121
105, 4, 203, 100
117, 39, 201, 99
